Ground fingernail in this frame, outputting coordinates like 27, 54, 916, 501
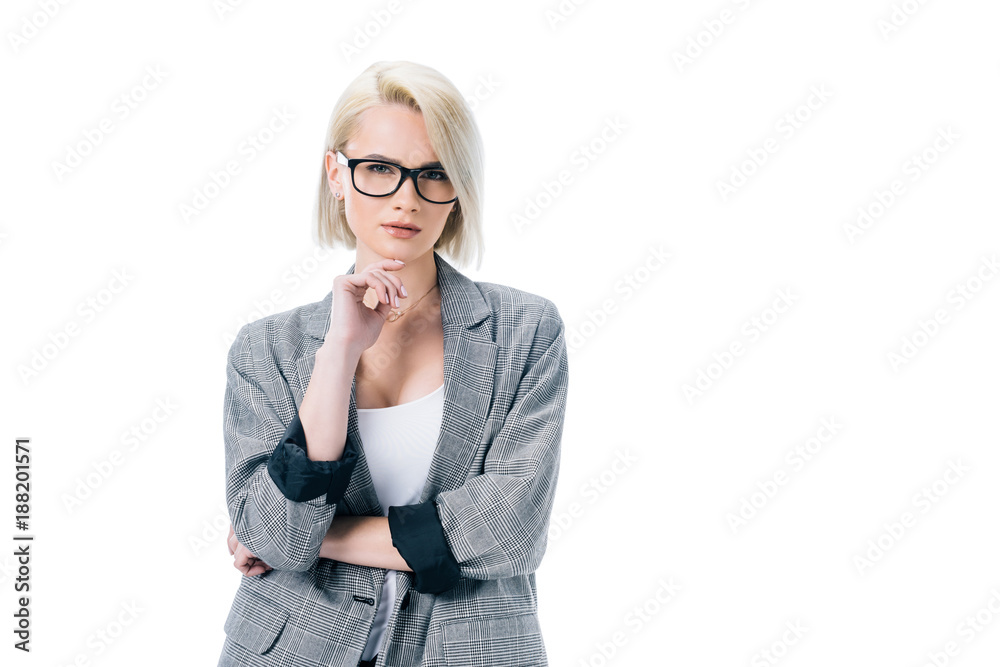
394, 259, 405, 264
400, 285, 408, 297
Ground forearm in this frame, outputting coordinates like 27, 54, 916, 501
298, 343, 361, 461
320, 516, 413, 572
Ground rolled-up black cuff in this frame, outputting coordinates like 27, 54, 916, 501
266, 413, 358, 504
388, 500, 462, 594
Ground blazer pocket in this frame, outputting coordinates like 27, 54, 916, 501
223, 582, 290, 655
442, 611, 547, 666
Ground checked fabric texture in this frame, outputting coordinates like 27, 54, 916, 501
219, 251, 569, 667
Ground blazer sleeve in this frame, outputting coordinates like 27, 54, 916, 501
388, 301, 568, 593
224, 323, 359, 572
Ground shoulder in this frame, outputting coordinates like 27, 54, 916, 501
228, 294, 326, 365
473, 279, 565, 346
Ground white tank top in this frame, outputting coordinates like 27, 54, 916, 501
356, 382, 445, 661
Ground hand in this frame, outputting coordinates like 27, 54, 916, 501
324, 258, 408, 354
228, 523, 273, 577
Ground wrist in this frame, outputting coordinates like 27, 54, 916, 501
318, 339, 364, 365
319, 534, 334, 561
320, 517, 342, 561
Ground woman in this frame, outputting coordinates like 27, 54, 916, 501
218, 61, 569, 667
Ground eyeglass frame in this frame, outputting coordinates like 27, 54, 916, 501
335, 150, 459, 204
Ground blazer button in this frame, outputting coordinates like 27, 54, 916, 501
353, 594, 375, 605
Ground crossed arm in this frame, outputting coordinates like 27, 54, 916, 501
225, 302, 567, 588
228, 516, 410, 576
224, 376, 455, 588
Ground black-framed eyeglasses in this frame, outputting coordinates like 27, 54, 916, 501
336, 151, 458, 204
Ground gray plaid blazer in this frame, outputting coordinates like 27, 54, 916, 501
219, 251, 569, 667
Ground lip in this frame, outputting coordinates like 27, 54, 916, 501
383, 221, 421, 231
382, 223, 420, 239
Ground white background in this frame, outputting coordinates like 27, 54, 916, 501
3, 0, 1000, 665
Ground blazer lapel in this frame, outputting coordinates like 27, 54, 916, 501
291, 251, 498, 518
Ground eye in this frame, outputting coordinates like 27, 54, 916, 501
420, 169, 449, 182
366, 163, 395, 175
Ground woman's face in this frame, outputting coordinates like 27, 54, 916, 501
326, 105, 456, 264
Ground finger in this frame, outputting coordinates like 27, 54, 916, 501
359, 259, 407, 304
242, 554, 271, 577
375, 268, 406, 302
362, 258, 406, 275
248, 560, 270, 577
367, 270, 403, 308
234, 546, 253, 574
340, 258, 405, 295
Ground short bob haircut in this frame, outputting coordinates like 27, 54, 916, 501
314, 60, 485, 270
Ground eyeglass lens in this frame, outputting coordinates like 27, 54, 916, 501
354, 162, 455, 203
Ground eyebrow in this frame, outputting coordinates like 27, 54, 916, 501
363, 153, 443, 169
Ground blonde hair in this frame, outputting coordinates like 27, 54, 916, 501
314, 60, 485, 270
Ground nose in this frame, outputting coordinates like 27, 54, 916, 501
392, 174, 421, 209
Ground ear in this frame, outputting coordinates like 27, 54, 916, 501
325, 151, 344, 196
